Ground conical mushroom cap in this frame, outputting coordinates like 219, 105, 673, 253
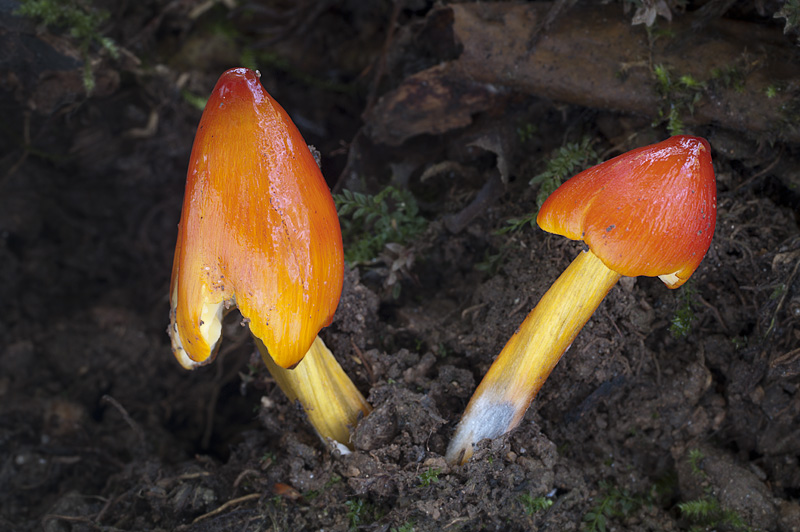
537, 135, 716, 288
169, 68, 344, 369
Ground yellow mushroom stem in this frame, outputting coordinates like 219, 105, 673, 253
258, 335, 372, 448
446, 249, 622, 464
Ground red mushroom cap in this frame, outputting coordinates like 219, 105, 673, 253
536, 135, 716, 288
170, 68, 344, 369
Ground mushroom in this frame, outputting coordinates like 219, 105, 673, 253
446, 135, 716, 464
169, 68, 370, 447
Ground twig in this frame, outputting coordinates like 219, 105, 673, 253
696, 294, 731, 335
191, 493, 262, 524
101, 395, 146, 451
507, 294, 529, 319
766, 257, 800, 338
770, 347, 800, 368
444, 516, 471, 529
94, 491, 125, 524
175, 471, 212, 481
350, 337, 375, 385
42, 513, 126, 531
233, 469, 260, 489
653, 348, 663, 387
734, 150, 783, 192
201, 336, 249, 450
603, 308, 625, 340
461, 302, 487, 320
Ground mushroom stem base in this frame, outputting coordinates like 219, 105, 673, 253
446, 249, 621, 464
258, 335, 372, 448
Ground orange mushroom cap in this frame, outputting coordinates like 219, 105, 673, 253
169, 68, 344, 369
536, 135, 716, 288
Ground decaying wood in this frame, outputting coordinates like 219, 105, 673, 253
365, 3, 800, 146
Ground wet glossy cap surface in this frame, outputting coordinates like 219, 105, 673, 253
537, 135, 716, 288
169, 68, 344, 369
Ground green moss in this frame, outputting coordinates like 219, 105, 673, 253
181, 89, 208, 111
519, 493, 554, 515
678, 449, 755, 531
345, 498, 384, 531
765, 85, 779, 99
669, 283, 697, 338
687, 448, 706, 477
417, 467, 440, 487
517, 122, 538, 144
710, 65, 746, 92
345, 499, 366, 530
494, 136, 598, 239
678, 496, 753, 532
334, 186, 427, 264
582, 481, 651, 532
653, 64, 672, 96
529, 136, 598, 209
14, 0, 119, 93
474, 246, 509, 276
650, 64, 705, 135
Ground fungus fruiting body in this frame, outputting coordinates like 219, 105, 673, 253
169, 68, 370, 446
446, 135, 716, 464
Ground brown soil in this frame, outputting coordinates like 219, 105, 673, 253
2, 1, 800, 531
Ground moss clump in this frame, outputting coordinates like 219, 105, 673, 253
14, 0, 119, 93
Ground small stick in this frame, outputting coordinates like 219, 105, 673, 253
101, 395, 146, 451
351, 337, 375, 385
191, 493, 262, 524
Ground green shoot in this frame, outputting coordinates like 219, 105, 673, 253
474, 246, 508, 276
679, 74, 706, 91
14, 0, 119, 93
529, 137, 598, 209
181, 90, 208, 111
678, 496, 752, 531
417, 467, 440, 487
665, 105, 685, 136
345, 499, 382, 530
495, 136, 596, 242
345, 499, 365, 530
765, 85, 778, 99
582, 481, 650, 532
303, 474, 342, 500
770, 284, 786, 300
687, 448, 706, 477
678, 449, 753, 531
651, 64, 707, 134
517, 122, 538, 143
391, 522, 415, 532
519, 493, 554, 515
325, 474, 343, 488
495, 213, 538, 235
669, 283, 697, 338
259, 451, 276, 467
710, 65, 746, 92
334, 186, 427, 264
653, 64, 672, 97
